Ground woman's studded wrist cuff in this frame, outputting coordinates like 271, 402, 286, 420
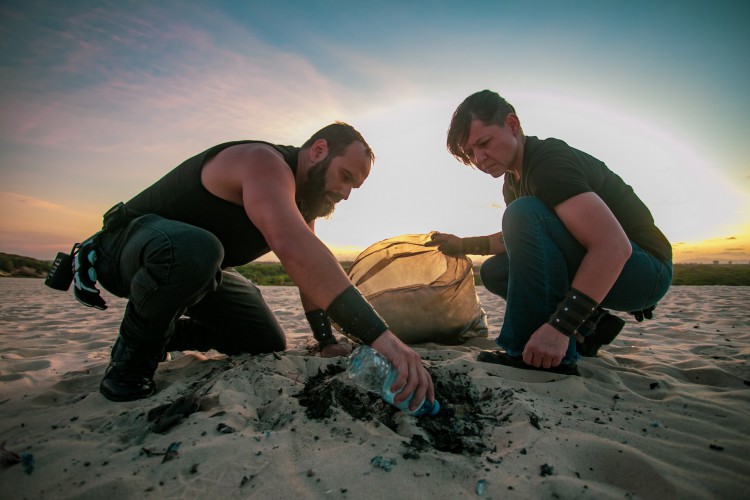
547, 288, 599, 336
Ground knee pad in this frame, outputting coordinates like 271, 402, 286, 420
171, 228, 225, 290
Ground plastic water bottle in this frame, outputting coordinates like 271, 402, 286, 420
347, 346, 440, 417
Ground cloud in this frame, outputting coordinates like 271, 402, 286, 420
0, 2, 355, 157
0, 191, 98, 239
0, 190, 102, 259
0, 192, 63, 211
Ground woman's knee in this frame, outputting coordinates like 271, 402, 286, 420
502, 197, 548, 235
480, 254, 509, 298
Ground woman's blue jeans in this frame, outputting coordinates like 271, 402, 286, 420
95, 214, 286, 355
480, 197, 672, 364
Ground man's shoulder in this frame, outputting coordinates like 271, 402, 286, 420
209, 142, 293, 172
201, 141, 296, 199
201, 140, 301, 205
224, 141, 285, 158
223, 141, 300, 173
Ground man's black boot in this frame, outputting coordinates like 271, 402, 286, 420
100, 336, 162, 402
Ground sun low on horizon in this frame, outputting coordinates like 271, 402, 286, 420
1, 1, 748, 265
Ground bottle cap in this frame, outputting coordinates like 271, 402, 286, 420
427, 400, 440, 416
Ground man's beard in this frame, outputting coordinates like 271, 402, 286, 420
297, 157, 336, 221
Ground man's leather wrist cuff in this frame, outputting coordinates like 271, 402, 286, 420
461, 236, 491, 255
548, 287, 599, 337
326, 286, 388, 345
305, 309, 338, 347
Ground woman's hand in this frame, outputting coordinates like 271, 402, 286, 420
427, 232, 463, 256
522, 323, 570, 368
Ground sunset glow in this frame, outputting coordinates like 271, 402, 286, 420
1, 1, 748, 263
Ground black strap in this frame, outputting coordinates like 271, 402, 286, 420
461, 236, 491, 255
326, 286, 388, 345
102, 202, 136, 232
305, 309, 338, 347
548, 288, 598, 336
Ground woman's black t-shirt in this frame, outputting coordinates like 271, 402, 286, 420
503, 136, 672, 262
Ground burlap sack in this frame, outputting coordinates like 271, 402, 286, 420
344, 233, 488, 344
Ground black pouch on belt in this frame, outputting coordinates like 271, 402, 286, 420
45, 244, 76, 291
102, 202, 133, 232
44, 202, 130, 292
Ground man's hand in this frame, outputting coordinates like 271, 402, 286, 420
371, 330, 434, 410
522, 323, 569, 369
73, 241, 107, 310
427, 232, 463, 256
320, 343, 351, 358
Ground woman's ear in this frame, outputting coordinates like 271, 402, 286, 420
506, 113, 521, 134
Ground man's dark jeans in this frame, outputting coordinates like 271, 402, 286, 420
96, 214, 286, 355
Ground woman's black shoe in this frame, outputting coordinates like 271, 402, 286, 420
477, 350, 579, 376
577, 311, 625, 357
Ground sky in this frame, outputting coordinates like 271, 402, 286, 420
1, 0, 749, 264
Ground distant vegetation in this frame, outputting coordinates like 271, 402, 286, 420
234, 262, 750, 286
233, 262, 750, 286
233, 262, 354, 286
669, 264, 750, 286
0, 252, 52, 278
233, 262, 294, 286
2, 252, 749, 286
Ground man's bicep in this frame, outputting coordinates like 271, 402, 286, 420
241, 166, 309, 245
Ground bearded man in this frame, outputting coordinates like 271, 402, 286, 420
73, 122, 434, 405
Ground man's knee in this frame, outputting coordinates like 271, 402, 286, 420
171, 227, 224, 290
265, 334, 287, 353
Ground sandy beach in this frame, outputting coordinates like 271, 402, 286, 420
1, 278, 748, 499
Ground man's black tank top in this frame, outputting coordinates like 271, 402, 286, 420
124, 141, 300, 268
